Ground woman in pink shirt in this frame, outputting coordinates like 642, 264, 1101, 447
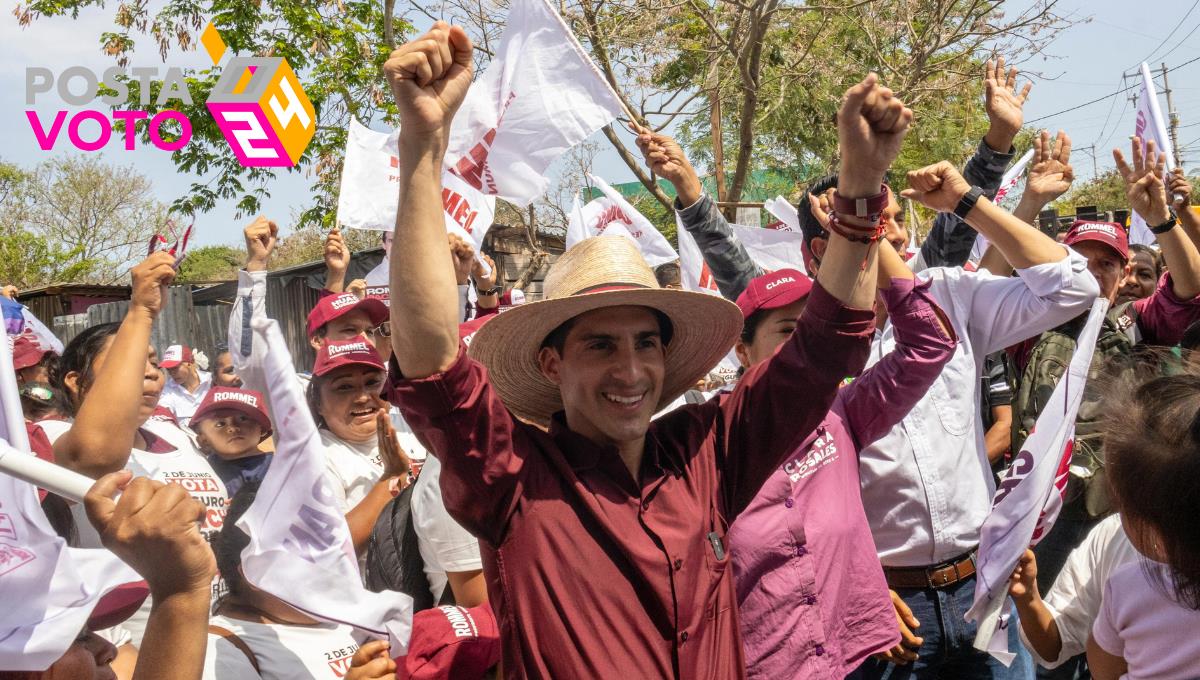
727, 242, 956, 679
1087, 371, 1200, 680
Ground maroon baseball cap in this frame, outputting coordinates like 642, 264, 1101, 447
312, 336, 386, 377
88, 581, 150, 631
11, 335, 51, 371
1064, 220, 1129, 261
399, 604, 501, 680
735, 269, 813, 319
160, 344, 193, 369
191, 386, 272, 437
306, 293, 389, 338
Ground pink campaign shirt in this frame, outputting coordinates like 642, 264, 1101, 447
728, 277, 958, 679
1092, 559, 1200, 680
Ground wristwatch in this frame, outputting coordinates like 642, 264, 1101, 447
1150, 212, 1178, 235
954, 185, 985, 219
479, 285, 503, 296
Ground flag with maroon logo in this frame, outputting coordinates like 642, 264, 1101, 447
0, 331, 139, 670
443, 0, 626, 205
966, 298, 1108, 664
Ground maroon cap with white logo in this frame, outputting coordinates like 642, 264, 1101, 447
312, 335, 386, 377
306, 293, 389, 338
190, 386, 272, 436
399, 603, 501, 680
1064, 220, 1129, 261
160, 344, 193, 369
735, 268, 814, 319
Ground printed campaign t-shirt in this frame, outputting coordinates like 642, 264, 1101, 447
39, 417, 230, 644
319, 429, 383, 513
202, 614, 366, 679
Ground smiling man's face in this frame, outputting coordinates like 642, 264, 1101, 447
539, 305, 667, 450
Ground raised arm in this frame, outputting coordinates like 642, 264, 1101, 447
55, 253, 176, 478
982, 130, 1076, 277
385, 23, 475, 379
838, 243, 956, 446
716, 74, 905, 514
1116, 138, 1200, 300
920, 57, 1027, 268
637, 130, 762, 299
323, 227, 351, 293
228, 217, 278, 409
904, 160, 1098, 352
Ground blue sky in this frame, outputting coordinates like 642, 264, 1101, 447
3, 0, 1200, 248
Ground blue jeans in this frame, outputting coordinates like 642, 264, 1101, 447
847, 574, 1034, 680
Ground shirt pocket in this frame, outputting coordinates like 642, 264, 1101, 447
927, 361, 973, 436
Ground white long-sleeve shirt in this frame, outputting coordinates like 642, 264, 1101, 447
1022, 514, 1137, 668
858, 250, 1099, 567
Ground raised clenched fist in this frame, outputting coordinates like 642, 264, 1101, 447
383, 22, 474, 138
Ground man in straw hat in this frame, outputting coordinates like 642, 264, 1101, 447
383, 22, 911, 678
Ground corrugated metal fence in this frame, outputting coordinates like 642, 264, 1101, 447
54, 286, 236, 362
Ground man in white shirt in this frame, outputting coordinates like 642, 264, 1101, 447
159, 343, 211, 427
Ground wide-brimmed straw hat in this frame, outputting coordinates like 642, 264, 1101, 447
468, 236, 742, 425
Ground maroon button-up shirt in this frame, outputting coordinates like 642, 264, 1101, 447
390, 283, 875, 679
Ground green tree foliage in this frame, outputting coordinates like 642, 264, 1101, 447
175, 244, 244, 282
0, 231, 98, 289
1052, 169, 1129, 216
0, 156, 162, 284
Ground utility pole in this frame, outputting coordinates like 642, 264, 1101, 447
1076, 144, 1100, 178
1161, 62, 1183, 167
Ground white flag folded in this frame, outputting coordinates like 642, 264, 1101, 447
337, 119, 496, 252
444, 0, 626, 205
762, 196, 801, 233
966, 298, 1109, 664
566, 176, 678, 266
1130, 62, 1176, 246
232, 316, 413, 652
0, 332, 140, 670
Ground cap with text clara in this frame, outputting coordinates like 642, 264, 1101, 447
735, 269, 813, 320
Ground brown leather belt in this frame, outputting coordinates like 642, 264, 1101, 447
883, 550, 977, 590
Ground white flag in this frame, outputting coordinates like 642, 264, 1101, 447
762, 196, 800, 233
966, 298, 1110, 664
564, 175, 678, 266
0, 334, 140, 670
677, 220, 806, 380
337, 119, 496, 251
1131, 62, 1176, 246
444, 0, 626, 205
970, 148, 1035, 265
232, 316, 413, 652
678, 220, 806, 293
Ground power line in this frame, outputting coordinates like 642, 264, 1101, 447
1137, 0, 1200, 65
1159, 17, 1200, 62
1027, 54, 1200, 125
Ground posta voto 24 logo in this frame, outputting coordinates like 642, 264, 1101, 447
25, 22, 316, 167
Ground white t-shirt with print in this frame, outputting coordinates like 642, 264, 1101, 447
39, 417, 229, 646
411, 454, 482, 602
202, 614, 366, 679
319, 430, 383, 513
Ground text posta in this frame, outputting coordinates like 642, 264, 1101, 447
25, 66, 193, 152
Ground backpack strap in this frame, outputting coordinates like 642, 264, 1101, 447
209, 624, 261, 674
